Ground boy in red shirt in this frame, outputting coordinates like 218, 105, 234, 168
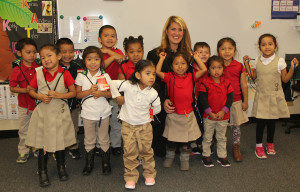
98, 25, 125, 155
9, 38, 40, 163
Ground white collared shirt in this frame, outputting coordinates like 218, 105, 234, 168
110, 80, 161, 125
254, 53, 287, 73
75, 70, 112, 120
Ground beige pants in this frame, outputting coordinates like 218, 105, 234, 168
82, 117, 110, 152
18, 107, 32, 154
122, 121, 156, 183
202, 119, 229, 158
69, 107, 80, 150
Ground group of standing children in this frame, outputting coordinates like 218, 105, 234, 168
9, 19, 299, 190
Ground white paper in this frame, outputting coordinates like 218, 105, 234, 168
59, 16, 84, 44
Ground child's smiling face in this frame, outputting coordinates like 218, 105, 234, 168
171, 56, 188, 77
98, 28, 117, 49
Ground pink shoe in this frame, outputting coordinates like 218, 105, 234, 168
125, 181, 135, 190
255, 147, 267, 159
145, 178, 155, 186
266, 143, 276, 155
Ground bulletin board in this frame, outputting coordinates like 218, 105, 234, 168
0, 0, 57, 80
57, 0, 300, 62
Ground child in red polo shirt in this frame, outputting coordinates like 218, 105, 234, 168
217, 37, 249, 162
156, 51, 207, 171
26, 44, 76, 187
199, 56, 234, 168
98, 25, 125, 156
118, 36, 144, 80
9, 38, 40, 163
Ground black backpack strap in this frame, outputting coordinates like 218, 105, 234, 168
150, 94, 159, 106
118, 80, 126, 91
120, 60, 128, 80
16, 65, 30, 85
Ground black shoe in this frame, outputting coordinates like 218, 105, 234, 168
217, 157, 231, 167
38, 149, 50, 187
202, 156, 214, 168
95, 147, 101, 156
191, 146, 202, 155
69, 149, 82, 159
100, 149, 111, 175
55, 150, 69, 181
83, 149, 95, 176
111, 147, 122, 156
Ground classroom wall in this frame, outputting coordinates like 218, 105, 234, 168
57, 0, 300, 61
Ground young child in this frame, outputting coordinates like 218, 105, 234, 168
110, 60, 161, 190
199, 56, 234, 167
75, 46, 112, 175
118, 36, 144, 80
217, 37, 249, 162
98, 25, 125, 156
9, 38, 40, 163
156, 51, 207, 171
190, 42, 211, 155
56, 38, 83, 159
243, 33, 299, 159
26, 44, 76, 187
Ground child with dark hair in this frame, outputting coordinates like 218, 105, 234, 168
98, 25, 125, 156
156, 51, 207, 171
110, 60, 161, 190
56, 37, 83, 159
26, 44, 76, 187
118, 35, 144, 80
199, 55, 234, 168
75, 46, 113, 175
9, 38, 40, 163
244, 33, 299, 159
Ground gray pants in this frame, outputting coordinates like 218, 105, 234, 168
69, 107, 80, 150
18, 106, 32, 154
109, 100, 122, 148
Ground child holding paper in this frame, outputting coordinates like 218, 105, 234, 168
75, 46, 113, 175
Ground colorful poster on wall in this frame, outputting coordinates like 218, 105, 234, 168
271, 0, 299, 19
0, 0, 56, 80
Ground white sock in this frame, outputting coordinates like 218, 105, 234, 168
256, 143, 263, 148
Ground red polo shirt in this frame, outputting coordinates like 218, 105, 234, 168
222, 59, 245, 102
9, 60, 40, 111
162, 72, 196, 114
103, 48, 124, 80
200, 76, 233, 120
30, 66, 75, 89
193, 62, 208, 99
118, 60, 135, 79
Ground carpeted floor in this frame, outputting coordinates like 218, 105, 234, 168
0, 120, 300, 192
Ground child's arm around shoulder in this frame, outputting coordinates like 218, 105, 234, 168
156, 52, 167, 79
281, 57, 299, 83
101, 48, 125, 69
193, 52, 207, 79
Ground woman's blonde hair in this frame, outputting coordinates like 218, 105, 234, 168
157, 16, 192, 58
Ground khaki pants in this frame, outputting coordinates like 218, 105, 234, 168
69, 107, 80, 150
202, 119, 228, 158
82, 117, 110, 152
18, 107, 32, 154
122, 121, 156, 183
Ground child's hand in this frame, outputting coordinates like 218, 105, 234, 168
90, 84, 98, 92
116, 96, 125, 105
114, 54, 125, 64
48, 90, 58, 98
100, 48, 109, 54
193, 51, 200, 59
159, 52, 167, 60
40, 94, 51, 104
209, 112, 217, 120
291, 58, 299, 70
216, 110, 225, 120
92, 90, 102, 99
243, 55, 251, 64
241, 101, 248, 111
